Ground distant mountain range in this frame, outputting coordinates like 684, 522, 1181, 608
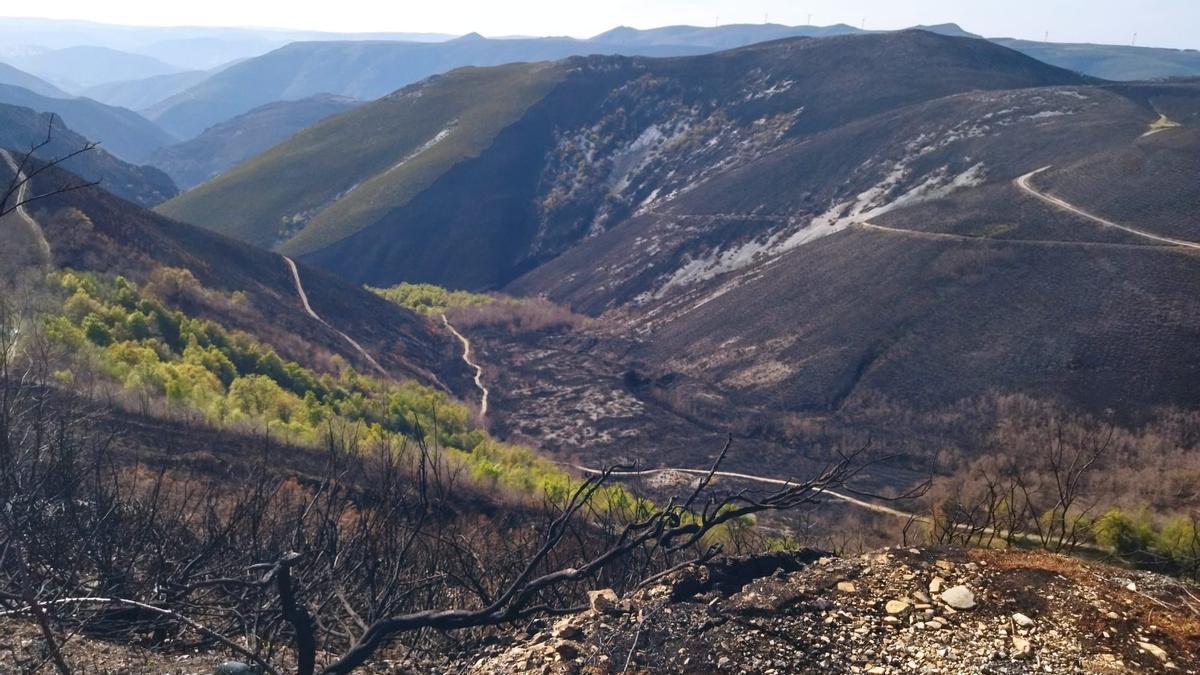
0, 102, 176, 206
1, 45, 185, 91
137, 22, 1200, 140
0, 61, 69, 97
589, 22, 862, 48
0, 84, 175, 163
992, 38, 1200, 81
81, 70, 212, 111
149, 94, 361, 189
0, 17, 454, 71
142, 35, 712, 138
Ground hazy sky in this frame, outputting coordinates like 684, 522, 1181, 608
6, 0, 1199, 49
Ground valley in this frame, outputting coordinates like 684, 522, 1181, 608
2, 12, 1199, 673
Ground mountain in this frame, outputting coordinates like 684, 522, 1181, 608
0, 61, 70, 97
148, 94, 361, 189
3, 45, 185, 91
589, 23, 861, 48
0, 84, 176, 163
162, 30, 1200, 426
0, 102, 177, 206
81, 70, 211, 111
161, 31, 1088, 283
506, 89, 1200, 422
992, 38, 1200, 81
1, 154, 468, 392
142, 36, 713, 139
912, 23, 982, 39
590, 23, 1199, 81
0, 17, 454, 71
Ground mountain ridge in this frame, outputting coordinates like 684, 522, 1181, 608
162, 30, 1087, 285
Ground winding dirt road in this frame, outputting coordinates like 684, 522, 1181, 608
563, 463, 915, 519
854, 168, 1200, 254
442, 314, 488, 418
1016, 167, 1200, 250
282, 255, 388, 377
1, 149, 52, 264
854, 220, 1182, 251
562, 461, 1105, 552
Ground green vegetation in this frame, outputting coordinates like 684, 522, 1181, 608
1096, 508, 1200, 578
40, 268, 633, 512
158, 62, 567, 253
368, 282, 494, 315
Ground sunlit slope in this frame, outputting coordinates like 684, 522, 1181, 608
157, 62, 566, 251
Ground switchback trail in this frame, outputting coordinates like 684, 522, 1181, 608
1016, 167, 1200, 251
1, 149, 52, 264
442, 314, 488, 418
282, 256, 388, 377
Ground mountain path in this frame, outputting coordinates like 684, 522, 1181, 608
564, 462, 917, 519
282, 255, 388, 377
564, 462, 1105, 552
854, 220, 1183, 251
1, 149, 52, 264
442, 314, 488, 418
1016, 167, 1200, 250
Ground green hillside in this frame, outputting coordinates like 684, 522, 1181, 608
158, 62, 566, 251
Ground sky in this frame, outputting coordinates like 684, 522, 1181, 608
4, 0, 1199, 49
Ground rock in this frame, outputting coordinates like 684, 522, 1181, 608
554, 641, 582, 661
913, 591, 931, 604
551, 617, 585, 641
885, 600, 911, 615
1137, 641, 1169, 662
837, 581, 857, 593
214, 663, 255, 675
1012, 612, 1034, 628
588, 588, 627, 614
935, 560, 955, 572
940, 585, 976, 610
1011, 636, 1034, 659
928, 577, 944, 594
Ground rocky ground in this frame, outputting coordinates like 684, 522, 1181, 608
4, 548, 1197, 673
466, 548, 1200, 674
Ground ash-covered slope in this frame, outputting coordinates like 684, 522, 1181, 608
163, 31, 1086, 289
467, 547, 1198, 673
509, 81, 1200, 418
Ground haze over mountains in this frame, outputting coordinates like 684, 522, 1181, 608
4, 9, 1200, 672
0, 15, 1197, 194
148, 94, 362, 189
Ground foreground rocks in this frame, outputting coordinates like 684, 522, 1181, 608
2, 548, 1196, 673
467, 548, 1200, 674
